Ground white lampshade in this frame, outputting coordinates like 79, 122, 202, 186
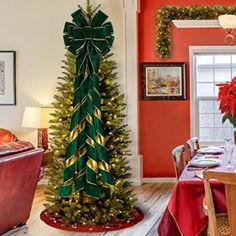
218, 14, 236, 29
22, 106, 41, 128
22, 106, 53, 128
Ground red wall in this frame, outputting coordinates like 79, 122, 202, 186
138, 0, 236, 177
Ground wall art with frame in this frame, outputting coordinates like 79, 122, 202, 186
0, 51, 16, 105
141, 62, 186, 100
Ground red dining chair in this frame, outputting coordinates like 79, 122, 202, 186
172, 145, 186, 179
186, 137, 200, 161
203, 170, 236, 236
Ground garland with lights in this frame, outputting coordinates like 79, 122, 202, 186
156, 5, 236, 59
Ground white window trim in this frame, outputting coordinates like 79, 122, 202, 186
189, 45, 236, 146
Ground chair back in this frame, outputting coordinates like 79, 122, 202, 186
186, 137, 199, 160
0, 128, 17, 145
172, 145, 186, 179
203, 170, 236, 235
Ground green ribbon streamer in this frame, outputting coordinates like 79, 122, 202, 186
59, 9, 115, 199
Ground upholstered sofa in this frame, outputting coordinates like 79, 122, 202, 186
0, 140, 43, 234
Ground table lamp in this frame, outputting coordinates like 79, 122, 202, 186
22, 106, 53, 150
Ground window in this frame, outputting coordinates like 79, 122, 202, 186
190, 46, 236, 144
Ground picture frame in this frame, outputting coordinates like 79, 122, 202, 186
141, 62, 186, 100
0, 51, 16, 105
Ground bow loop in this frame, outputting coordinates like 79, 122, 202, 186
91, 10, 108, 27
93, 27, 107, 39
103, 22, 114, 35
73, 28, 83, 39
72, 9, 87, 27
106, 36, 115, 47
63, 22, 75, 34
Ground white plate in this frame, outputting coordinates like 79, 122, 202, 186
198, 146, 224, 154
194, 154, 219, 159
189, 158, 222, 168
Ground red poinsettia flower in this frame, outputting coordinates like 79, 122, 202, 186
217, 76, 236, 126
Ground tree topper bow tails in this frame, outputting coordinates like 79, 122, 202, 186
58, 9, 115, 199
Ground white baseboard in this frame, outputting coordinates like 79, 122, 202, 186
130, 178, 142, 186
142, 177, 176, 183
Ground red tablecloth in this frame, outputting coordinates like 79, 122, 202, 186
158, 152, 233, 236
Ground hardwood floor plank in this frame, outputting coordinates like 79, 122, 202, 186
3, 183, 174, 236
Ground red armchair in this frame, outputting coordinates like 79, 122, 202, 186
0, 140, 43, 234
0, 128, 44, 180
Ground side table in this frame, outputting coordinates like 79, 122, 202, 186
39, 150, 53, 181
41, 150, 53, 167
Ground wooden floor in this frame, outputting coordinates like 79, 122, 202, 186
3, 183, 174, 236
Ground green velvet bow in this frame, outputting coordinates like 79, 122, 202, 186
58, 9, 115, 199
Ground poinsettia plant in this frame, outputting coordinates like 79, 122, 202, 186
217, 77, 236, 127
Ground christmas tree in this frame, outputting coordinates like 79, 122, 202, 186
43, 1, 138, 227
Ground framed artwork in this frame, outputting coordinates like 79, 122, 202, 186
141, 62, 186, 100
0, 51, 16, 105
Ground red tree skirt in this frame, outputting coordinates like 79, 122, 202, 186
40, 208, 144, 232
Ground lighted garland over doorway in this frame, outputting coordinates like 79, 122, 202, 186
156, 5, 236, 59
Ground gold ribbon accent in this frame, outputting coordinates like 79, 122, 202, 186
99, 161, 110, 172
87, 158, 98, 172
86, 136, 96, 148
96, 134, 105, 146
94, 106, 102, 119
65, 155, 78, 167
86, 114, 93, 125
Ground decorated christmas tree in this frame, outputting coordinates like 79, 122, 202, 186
42, 1, 143, 230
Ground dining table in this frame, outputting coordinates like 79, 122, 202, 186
158, 147, 236, 236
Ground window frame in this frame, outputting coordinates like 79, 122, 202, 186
189, 46, 236, 146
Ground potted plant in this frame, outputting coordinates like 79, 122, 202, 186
217, 77, 236, 143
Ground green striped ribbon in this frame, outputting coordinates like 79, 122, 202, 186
58, 9, 115, 199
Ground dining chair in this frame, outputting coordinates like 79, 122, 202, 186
172, 145, 186, 179
186, 137, 200, 160
203, 170, 236, 236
